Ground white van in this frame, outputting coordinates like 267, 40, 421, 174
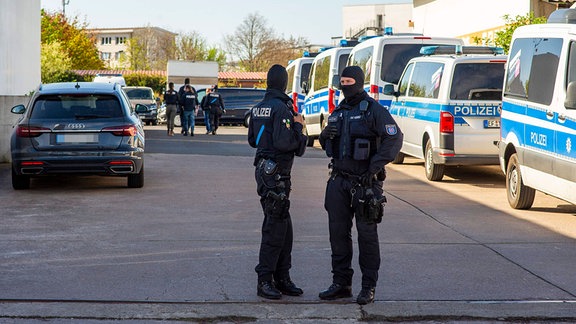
499, 8, 576, 209
386, 45, 507, 181
286, 55, 314, 114
346, 34, 464, 109
302, 47, 351, 146
93, 73, 126, 87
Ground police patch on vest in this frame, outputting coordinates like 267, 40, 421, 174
283, 119, 291, 129
385, 124, 397, 135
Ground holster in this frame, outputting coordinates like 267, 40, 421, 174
256, 158, 290, 219
352, 187, 386, 224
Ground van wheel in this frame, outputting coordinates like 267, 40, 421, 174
244, 114, 251, 128
12, 167, 30, 190
506, 153, 535, 209
424, 139, 444, 181
128, 167, 144, 188
174, 115, 181, 127
392, 152, 405, 164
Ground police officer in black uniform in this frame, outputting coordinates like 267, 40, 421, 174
318, 66, 403, 305
201, 85, 225, 135
248, 64, 308, 300
164, 82, 179, 136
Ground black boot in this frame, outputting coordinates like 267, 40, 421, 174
318, 283, 352, 300
275, 277, 303, 296
257, 281, 281, 300
356, 287, 375, 305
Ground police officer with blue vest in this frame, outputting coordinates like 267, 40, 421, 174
248, 64, 307, 300
318, 66, 403, 305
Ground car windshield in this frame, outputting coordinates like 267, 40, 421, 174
30, 94, 124, 119
125, 88, 154, 100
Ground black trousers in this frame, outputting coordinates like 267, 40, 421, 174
254, 167, 293, 283
324, 175, 381, 288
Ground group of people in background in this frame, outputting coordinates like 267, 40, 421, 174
163, 78, 225, 137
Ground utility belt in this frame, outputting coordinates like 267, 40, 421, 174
256, 158, 291, 219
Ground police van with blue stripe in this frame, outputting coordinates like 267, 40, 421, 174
385, 45, 507, 181
345, 29, 464, 109
302, 46, 352, 146
286, 54, 314, 114
499, 8, 576, 209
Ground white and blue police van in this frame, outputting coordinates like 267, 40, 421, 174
385, 45, 507, 181
302, 46, 352, 146
345, 30, 464, 109
499, 8, 576, 209
286, 54, 314, 114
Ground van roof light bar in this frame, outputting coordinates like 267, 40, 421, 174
420, 45, 504, 56
548, 9, 576, 24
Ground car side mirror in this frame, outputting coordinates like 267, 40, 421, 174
383, 84, 399, 98
11, 104, 26, 114
135, 104, 149, 113
331, 75, 341, 90
565, 81, 576, 109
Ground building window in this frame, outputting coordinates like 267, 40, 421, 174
101, 52, 111, 60
115, 51, 125, 60
101, 37, 112, 45
116, 37, 126, 45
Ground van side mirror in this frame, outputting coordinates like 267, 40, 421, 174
331, 75, 341, 89
565, 81, 576, 109
383, 84, 399, 97
135, 104, 149, 113
302, 81, 309, 94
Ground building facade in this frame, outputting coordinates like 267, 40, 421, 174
342, 2, 413, 40
87, 27, 177, 69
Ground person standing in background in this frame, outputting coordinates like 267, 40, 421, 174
163, 82, 179, 136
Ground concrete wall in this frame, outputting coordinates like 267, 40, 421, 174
0, 0, 41, 162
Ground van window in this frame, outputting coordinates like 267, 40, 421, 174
349, 46, 374, 84
301, 63, 311, 89
398, 63, 414, 96
450, 63, 505, 100
337, 53, 349, 76
504, 37, 562, 105
409, 62, 444, 99
567, 42, 576, 93
381, 44, 445, 85
311, 56, 330, 93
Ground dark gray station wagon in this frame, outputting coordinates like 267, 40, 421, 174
10, 82, 146, 189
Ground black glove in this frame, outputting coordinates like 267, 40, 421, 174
320, 125, 339, 140
360, 171, 375, 187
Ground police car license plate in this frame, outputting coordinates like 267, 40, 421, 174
483, 119, 500, 128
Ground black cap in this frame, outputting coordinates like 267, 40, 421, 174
267, 64, 288, 92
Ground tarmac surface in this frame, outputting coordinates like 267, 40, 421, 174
1, 126, 576, 323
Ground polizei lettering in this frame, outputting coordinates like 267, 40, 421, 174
453, 105, 499, 116
253, 107, 272, 118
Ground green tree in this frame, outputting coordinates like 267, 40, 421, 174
41, 41, 73, 83
41, 10, 104, 70
176, 32, 227, 69
495, 12, 547, 53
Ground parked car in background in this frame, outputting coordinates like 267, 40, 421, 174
194, 87, 266, 127
93, 73, 126, 87
123, 86, 159, 125
10, 82, 146, 189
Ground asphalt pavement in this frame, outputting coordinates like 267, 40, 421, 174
1, 126, 576, 323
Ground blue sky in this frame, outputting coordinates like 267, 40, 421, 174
41, 0, 411, 47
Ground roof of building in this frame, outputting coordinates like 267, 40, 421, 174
73, 70, 267, 81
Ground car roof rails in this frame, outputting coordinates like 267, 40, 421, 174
548, 8, 576, 24
420, 45, 504, 56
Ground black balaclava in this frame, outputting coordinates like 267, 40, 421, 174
340, 66, 366, 105
267, 64, 288, 92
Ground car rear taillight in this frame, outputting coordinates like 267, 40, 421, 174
21, 161, 44, 166
102, 125, 137, 136
292, 92, 298, 113
16, 126, 51, 138
440, 112, 454, 133
328, 88, 336, 113
369, 84, 379, 101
